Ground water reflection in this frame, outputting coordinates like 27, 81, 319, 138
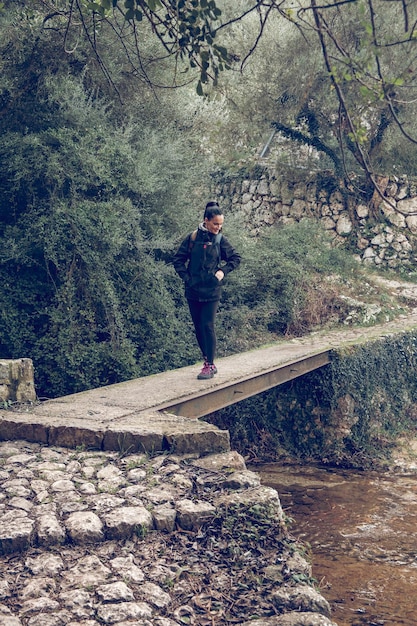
255, 463, 417, 626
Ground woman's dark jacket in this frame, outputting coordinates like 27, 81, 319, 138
173, 226, 241, 302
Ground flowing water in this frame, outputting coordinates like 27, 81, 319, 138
255, 463, 417, 626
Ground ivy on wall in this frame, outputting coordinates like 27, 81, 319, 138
207, 330, 417, 468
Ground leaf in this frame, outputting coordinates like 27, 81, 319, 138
196, 80, 204, 96
359, 85, 373, 98
147, 0, 161, 10
87, 2, 104, 12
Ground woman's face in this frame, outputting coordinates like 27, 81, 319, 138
204, 214, 224, 235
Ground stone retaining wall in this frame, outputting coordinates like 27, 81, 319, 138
0, 359, 36, 404
0, 442, 336, 626
215, 170, 417, 268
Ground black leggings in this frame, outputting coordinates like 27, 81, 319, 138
187, 299, 219, 364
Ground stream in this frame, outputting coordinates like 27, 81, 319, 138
255, 463, 417, 626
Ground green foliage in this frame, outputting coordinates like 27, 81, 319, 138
200, 1, 417, 180
0, 11, 206, 397
81, 0, 230, 92
329, 333, 417, 438
217, 219, 358, 345
208, 331, 417, 468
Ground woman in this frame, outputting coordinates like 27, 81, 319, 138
173, 201, 241, 379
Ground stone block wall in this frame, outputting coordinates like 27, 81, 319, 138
0, 359, 37, 403
215, 170, 417, 269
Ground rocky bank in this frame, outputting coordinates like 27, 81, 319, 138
0, 439, 336, 626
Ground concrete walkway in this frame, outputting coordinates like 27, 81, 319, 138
2, 307, 417, 457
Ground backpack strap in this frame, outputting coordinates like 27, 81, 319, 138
188, 230, 222, 263
188, 230, 198, 255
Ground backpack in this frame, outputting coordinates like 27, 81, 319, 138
188, 229, 223, 264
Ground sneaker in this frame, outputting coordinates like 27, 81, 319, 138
211, 363, 218, 375
197, 362, 214, 380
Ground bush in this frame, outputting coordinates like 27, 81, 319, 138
215, 219, 359, 353
0, 17, 208, 398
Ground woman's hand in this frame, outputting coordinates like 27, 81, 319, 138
215, 270, 224, 281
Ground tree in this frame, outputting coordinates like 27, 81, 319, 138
32, 0, 230, 96
57, 0, 417, 190
0, 8, 208, 397
302, 0, 417, 189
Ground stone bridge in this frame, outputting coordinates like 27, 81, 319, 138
2, 307, 417, 458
